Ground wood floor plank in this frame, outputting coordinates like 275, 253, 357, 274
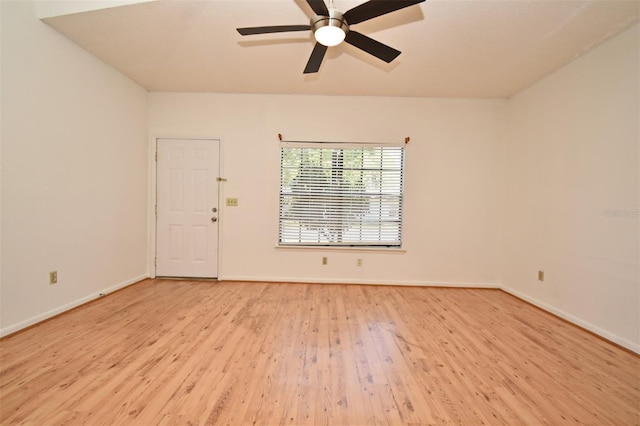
1, 280, 638, 425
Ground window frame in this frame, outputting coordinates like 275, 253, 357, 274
278, 141, 405, 249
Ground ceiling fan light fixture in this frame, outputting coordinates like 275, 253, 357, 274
237, 0, 426, 74
314, 25, 345, 46
312, 9, 348, 47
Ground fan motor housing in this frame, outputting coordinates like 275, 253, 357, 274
311, 9, 349, 46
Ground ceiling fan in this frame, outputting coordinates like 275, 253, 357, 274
236, 0, 425, 74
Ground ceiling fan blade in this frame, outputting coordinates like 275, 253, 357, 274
303, 42, 328, 74
344, 30, 401, 63
237, 25, 311, 36
306, 0, 329, 16
343, 0, 425, 25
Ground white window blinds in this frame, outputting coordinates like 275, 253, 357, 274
279, 144, 404, 247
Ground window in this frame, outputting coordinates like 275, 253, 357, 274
279, 143, 404, 247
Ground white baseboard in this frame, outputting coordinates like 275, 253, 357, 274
501, 285, 640, 354
0, 274, 150, 338
220, 275, 500, 289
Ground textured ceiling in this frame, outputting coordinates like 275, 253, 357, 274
42, 0, 639, 98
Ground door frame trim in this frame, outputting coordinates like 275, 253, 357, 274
149, 134, 225, 279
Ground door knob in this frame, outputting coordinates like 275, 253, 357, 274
211, 217, 217, 222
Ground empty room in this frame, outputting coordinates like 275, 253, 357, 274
1, 0, 638, 424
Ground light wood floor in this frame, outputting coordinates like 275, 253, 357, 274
0, 280, 638, 425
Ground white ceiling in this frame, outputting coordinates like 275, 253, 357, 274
41, 0, 639, 98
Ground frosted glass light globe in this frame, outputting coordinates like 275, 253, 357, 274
315, 25, 346, 47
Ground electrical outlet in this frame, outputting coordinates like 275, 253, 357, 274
49, 271, 58, 285
356, 258, 363, 267
226, 198, 238, 207
538, 270, 544, 282
322, 256, 327, 265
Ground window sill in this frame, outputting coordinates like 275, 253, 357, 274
275, 245, 406, 254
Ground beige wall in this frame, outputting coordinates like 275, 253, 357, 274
0, 1, 149, 335
148, 94, 507, 287
503, 24, 639, 351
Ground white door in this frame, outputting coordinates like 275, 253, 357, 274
156, 138, 220, 278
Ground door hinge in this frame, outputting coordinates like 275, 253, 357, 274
216, 177, 227, 182
155, 152, 158, 161
155, 205, 157, 215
